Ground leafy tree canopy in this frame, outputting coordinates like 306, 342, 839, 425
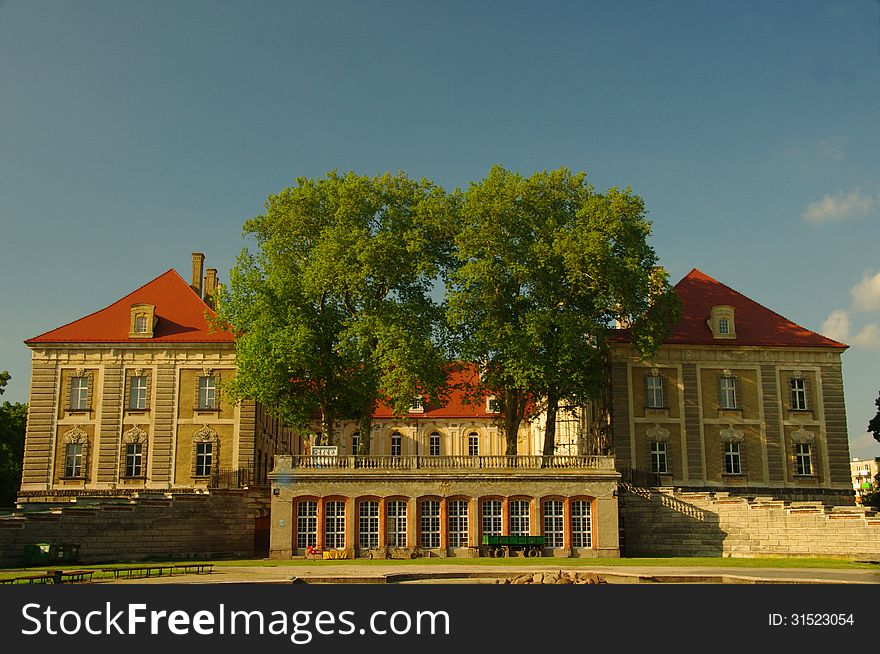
216, 171, 455, 447
0, 372, 27, 506
868, 390, 880, 445
447, 165, 679, 454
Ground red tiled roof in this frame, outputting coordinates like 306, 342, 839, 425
372, 364, 499, 419
26, 269, 233, 344
624, 268, 846, 349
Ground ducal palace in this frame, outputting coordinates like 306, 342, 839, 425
15, 253, 861, 561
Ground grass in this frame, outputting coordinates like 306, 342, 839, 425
1, 556, 875, 581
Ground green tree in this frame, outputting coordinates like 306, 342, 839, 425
217, 171, 454, 451
0, 372, 27, 506
447, 166, 679, 455
868, 390, 880, 445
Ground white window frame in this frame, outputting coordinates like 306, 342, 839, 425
468, 432, 479, 456
447, 500, 469, 548
509, 499, 530, 536
324, 500, 346, 549
130, 375, 148, 410
650, 441, 668, 475
194, 442, 213, 477
646, 375, 665, 408
724, 442, 741, 475
420, 500, 440, 548
124, 442, 143, 477
795, 443, 813, 476
297, 501, 317, 550
429, 432, 440, 456
358, 501, 379, 550
64, 443, 84, 477
718, 318, 730, 335
70, 376, 89, 411
351, 432, 360, 455
571, 500, 592, 548
719, 376, 738, 410
134, 315, 149, 333
198, 375, 216, 410
387, 500, 407, 547
481, 500, 502, 536
790, 378, 808, 411
391, 432, 402, 457
542, 500, 564, 548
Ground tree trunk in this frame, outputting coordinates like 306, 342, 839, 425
542, 386, 559, 457
320, 404, 336, 445
358, 412, 372, 455
503, 387, 522, 456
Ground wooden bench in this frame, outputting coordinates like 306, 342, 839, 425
57, 570, 95, 584
102, 563, 213, 580
0, 573, 53, 584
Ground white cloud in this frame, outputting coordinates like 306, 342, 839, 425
801, 188, 875, 224
852, 324, 880, 350
851, 270, 880, 312
821, 309, 850, 342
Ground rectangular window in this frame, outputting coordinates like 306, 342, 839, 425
468, 433, 479, 456
195, 443, 213, 477
296, 501, 317, 550
325, 500, 346, 549
487, 398, 500, 413
509, 499, 530, 536
650, 441, 668, 475
69, 376, 89, 410
130, 375, 148, 410
645, 375, 665, 408
420, 500, 440, 548
64, 443, 84, 478
719, 376, 738, 410
198, 376, 216, 410
410, 397, 423, 411
358, 501, 379, 550
795, 443, 813, 476
481, 500, 502, 536
391, 433, 402, 456
135, 315, 149, 333
571, 500, 592, 548
448, 500, 469, 548
351, 432, 359, 455
124, 443, 143, 477
724, 442, 741, 475
790, 378, 808, 411
429, 433, 440, 456
543, 500, 564, 548
719, 318, 730, 335
387, 500, 407, 547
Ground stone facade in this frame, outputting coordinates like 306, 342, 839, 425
619, 486, 880, 560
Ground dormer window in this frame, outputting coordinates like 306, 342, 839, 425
486, 396, 500, 413
708, 305, 736, 339
409, 397, 424, 413
129, 303, 156, 338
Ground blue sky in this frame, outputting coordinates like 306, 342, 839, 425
1, 1, 878, 458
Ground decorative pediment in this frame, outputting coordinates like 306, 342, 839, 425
719, 425, 744, 443
62, 426, 89, 443
122, 425, 148, 444
645, 423, 670, 442
791, 426, 815, 444
193, 424, 218, 443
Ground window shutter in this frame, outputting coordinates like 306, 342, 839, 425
732, 377, 738, 408
192, 442, 199, 477
717, 375, 724, 408
786, 378, 794, 410
124, 372, 132, 410
195, 376, 201, 410
215, 372, 221, 410
141, 438, 149, 477
658, 376, 665, 407
81, 439, 90, 480
803, 378, 811, 411
644, 374, 651, 407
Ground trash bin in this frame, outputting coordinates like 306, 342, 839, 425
22, 543, 51, 566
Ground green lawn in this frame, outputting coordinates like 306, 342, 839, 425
1, 555, 875, 581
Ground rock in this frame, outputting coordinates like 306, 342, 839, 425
532, 573, 544, 584
543, 573, 559, 584
556, 577, 572, 584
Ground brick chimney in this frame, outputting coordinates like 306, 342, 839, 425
191, 253, 205, 297
203, 268, 218, 308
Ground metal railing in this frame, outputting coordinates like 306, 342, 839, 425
279, 454, 616, 471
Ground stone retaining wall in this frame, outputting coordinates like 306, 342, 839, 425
0, 490, 270, 566
620, 486, 880, 560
